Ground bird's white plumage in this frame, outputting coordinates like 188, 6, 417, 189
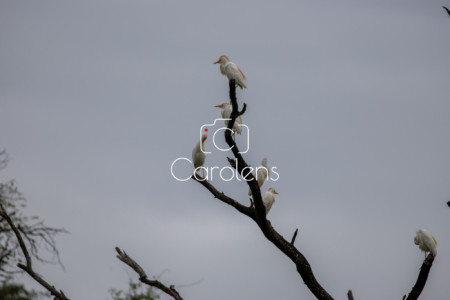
414, 229, 437, 257
192, 133, 207, 173
214, 55, 247, 89
262, 188, 278, 216
214, 103, 242, 135
248, 158, 269, 196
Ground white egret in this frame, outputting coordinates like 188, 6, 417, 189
192, 133, 207, 178
214, 103, 242, 139
248, 158, 269, 196
214, 55, 247, 89
262, 188, 278, 216
414, 229, 437, 258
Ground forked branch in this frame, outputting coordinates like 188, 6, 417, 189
193, 79, 334, 300
0, 203, 69, 300
115, 247, 183, 300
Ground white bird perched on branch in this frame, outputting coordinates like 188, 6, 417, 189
214, 55, 247, 89
414, 229, 437, 258
192, 132, 207, 177
262, 188, 278, 216
214, 103, 242, 138
248, 158, 269, 196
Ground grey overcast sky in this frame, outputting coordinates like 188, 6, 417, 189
1, 1, 450, 299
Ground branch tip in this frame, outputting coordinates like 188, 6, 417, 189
291, 229, 298, 245
347, 289, 354, 300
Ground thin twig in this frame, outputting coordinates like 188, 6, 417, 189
291, 229, 298, 245
239, 103, 247, 116
115, 247, 183, 300
0, 204, 69, 300
176, 278, 204, 288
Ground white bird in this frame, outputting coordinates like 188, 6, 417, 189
192, 132, 207, 177
214, 55, 247, 89
262, 188, 279, 216
248, 158, 269, 196
214, 103, 242, 138
414, 229, 437, 258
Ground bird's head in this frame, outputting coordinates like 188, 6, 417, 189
262, 158, 268, 165
214, 103, 229, 109
268, 188, 279, 195
414, 236, 419, 245
214, 55, 230, 65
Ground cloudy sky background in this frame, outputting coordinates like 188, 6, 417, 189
1, 1, 450, 299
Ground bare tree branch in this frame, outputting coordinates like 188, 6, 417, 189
347, 289, 354, 300
115, 247, 183, 300
192, 79, 334, 300
0, 175, 68, 277
291, 229, 298, 245
190, 174, 255, 220
405, 254, 435, 300
0, 203, 69, 300
238, 103, 247, 116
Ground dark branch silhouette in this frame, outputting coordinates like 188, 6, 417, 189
443, 6, 450, 18
405, 254, 435, 300
0, 203, 69, 300
193, 79, 334, 300
191, 79, 437, 300
0, 151, 67, 280
291, 229, 298, 245
191, 174, 255, 219
115, 247, 183, 300
0, 81, 437, 300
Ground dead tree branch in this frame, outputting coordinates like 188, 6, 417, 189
0, 203, 69, 300
291, 229, 298, 245
192, 79, 334, 300
347, 290, 354, 300
405, 254, 435, 300
191, 174, 255, 219
115, 247, 183, 300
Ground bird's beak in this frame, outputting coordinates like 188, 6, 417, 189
275, 191, 279, 195
214, 60, 220, 64
214, 104, 222, 107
